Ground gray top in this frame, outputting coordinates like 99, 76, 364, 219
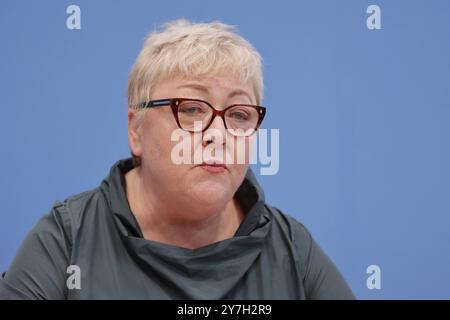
0, 158, 355, 299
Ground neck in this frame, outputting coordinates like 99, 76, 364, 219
125, 167, 245, 250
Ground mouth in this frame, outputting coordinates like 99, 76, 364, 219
196, 160, 228, 173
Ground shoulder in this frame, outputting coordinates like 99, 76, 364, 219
266, 205, 356, 299
47, 187, 104, 246
0, 188, 103, 299
265, 205, 315, 268
266, 205, 313, 246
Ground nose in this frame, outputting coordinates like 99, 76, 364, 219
202, 114, 228, 146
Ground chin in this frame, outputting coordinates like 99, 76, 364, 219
189, 183, 233, 208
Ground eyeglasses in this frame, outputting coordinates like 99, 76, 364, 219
136, 98, 266, 137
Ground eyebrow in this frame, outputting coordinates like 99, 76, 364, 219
176, 83, 254, 104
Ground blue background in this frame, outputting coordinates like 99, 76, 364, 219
1, 0, 449, 299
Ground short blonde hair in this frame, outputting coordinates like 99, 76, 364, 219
127, 19, 264, 166
127, 19, 263, 108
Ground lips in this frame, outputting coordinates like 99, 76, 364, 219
197, 160, 228, 173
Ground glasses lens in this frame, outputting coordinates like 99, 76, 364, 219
177, 100, 212, 132
225, 106, 259, 136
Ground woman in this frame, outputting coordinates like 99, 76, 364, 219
0, 19, 354, 299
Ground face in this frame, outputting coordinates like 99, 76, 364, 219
128, 73, 258, 222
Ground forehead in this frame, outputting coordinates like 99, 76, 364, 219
152, 74, 256, 104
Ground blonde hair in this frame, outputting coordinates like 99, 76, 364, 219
127, 19, 264, 166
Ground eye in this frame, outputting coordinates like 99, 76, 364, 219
181, 107, 202, 114
178, 103, 207, 115
228, 110, 250, 121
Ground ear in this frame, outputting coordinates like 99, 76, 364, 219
128, 109, 143, 158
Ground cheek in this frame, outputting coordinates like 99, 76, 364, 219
227, 136, 253, 186
231, 163, 249, 182
227, 136, 255, 165
141, 119, 178, 164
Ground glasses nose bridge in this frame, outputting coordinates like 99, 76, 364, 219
206, 104, 228, 131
